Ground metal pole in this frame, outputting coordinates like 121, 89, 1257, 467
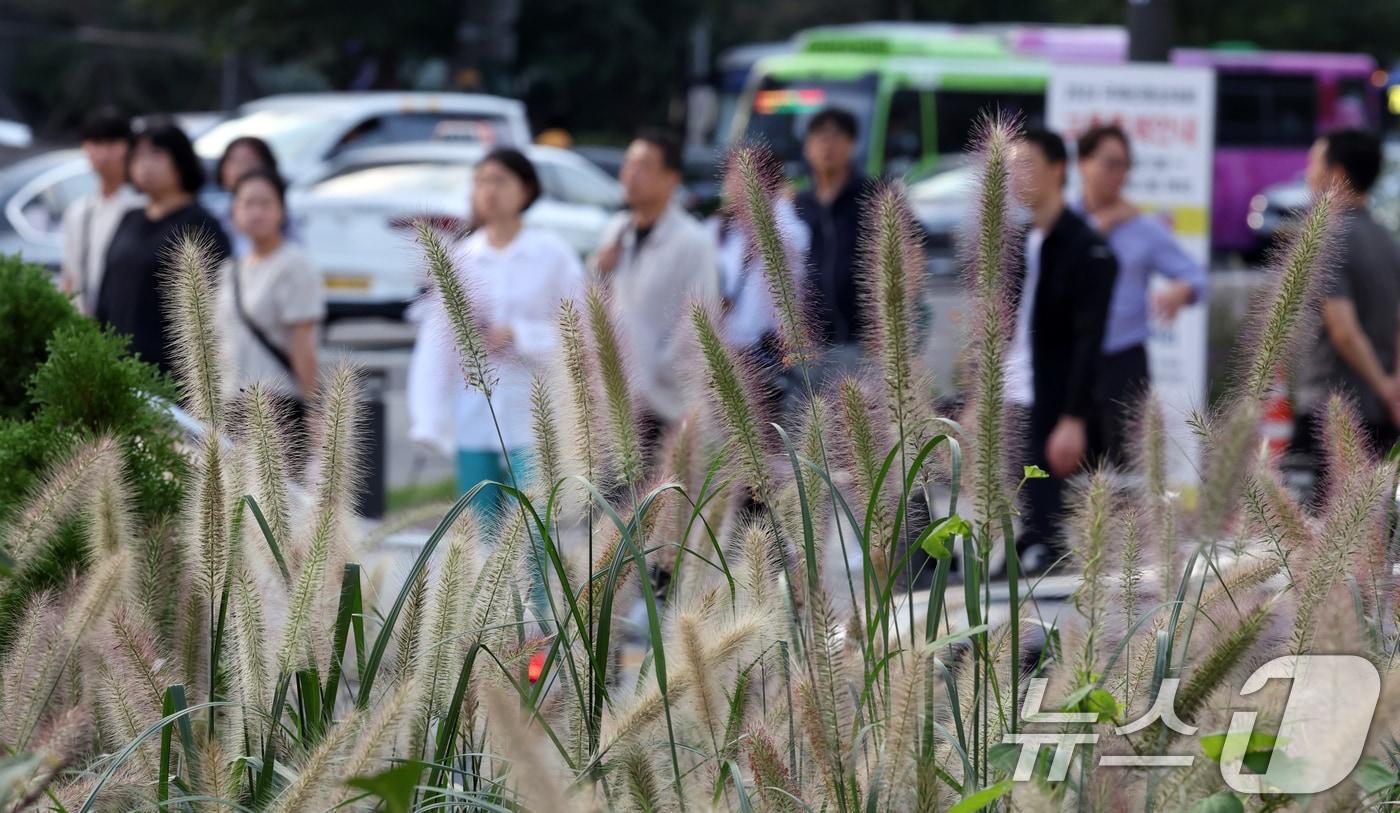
1127, 0, 1174, 62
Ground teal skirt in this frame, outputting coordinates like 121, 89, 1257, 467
455, 447, 533, 518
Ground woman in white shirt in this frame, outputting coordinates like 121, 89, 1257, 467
408, 148, 585, 513
216, 168, 323, 429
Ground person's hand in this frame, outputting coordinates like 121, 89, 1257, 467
1092, 200, 1139, 233
1045, 416, 1088, 478
594, 238, 622, 276
1152, 280, 1195, 323
59, 272, 77, 295
486, 324, 514, 354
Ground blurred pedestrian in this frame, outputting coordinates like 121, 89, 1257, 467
216, 169, 322, 430
1005, 129, 1118, 575
795, 108, 877, 360
409, 148, 585, 512
60, 109, 141, 315
707, 160, 811, 353
1294, 129, 1400, 464
592, 129, 719, 446
1075, 123, 1207, 463
96, 119, 231, 377
215, 136, 281, 256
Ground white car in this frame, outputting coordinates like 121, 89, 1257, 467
194, 92, 531, 185
289, 142, 622, 319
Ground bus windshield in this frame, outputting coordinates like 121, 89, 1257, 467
745, 74, 879, 171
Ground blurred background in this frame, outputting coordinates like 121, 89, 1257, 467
4, 0, 1398, 517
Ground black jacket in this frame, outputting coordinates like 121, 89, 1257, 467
1012, 206, 1118, 429
96, 204, 232, 377
795, 174, 877, 345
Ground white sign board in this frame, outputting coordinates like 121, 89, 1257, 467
1047, 63, 1216, 484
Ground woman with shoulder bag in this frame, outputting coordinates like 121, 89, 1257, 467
216, 168, 323, 446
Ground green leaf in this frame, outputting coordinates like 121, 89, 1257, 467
1199, 730, 1277, 762
919, 514, 969, 558
1023, 464, 1049, 480
344, 762, 422, 813
1083, 688, 1121, 723
948, 779, 1012, 813
1354, 756, 1400, 795
1059, 682, 1095, 710
1186, 790, 1244, 813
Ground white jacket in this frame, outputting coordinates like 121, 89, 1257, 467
408, 228, 585, 454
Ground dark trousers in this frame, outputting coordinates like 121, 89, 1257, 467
1092, 344, 1151, 468
1019, 403, 1064, 554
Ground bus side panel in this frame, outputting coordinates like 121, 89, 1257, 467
1213, 147, 1308, 252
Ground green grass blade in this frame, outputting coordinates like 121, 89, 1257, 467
242, 495, 290, 583
322, 562, 362, 717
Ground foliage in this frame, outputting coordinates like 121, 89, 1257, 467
0, 259, 186, 651
3, 126, 1400, 813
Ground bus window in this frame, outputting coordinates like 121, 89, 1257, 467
1216, 72, 1317, 147
933, 90, 1045, 155
745, 74, 879, 174
884, 89, 923, 176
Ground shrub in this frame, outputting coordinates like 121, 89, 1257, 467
0, 259, 185, 651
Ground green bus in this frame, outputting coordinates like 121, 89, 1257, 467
729, 25, 1052, 179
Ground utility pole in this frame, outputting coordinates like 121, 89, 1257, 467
1127, 0, 1173, 62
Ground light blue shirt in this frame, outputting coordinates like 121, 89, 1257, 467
1079, 206, 1208, 354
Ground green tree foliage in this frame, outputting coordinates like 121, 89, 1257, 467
0, 257, 186, 649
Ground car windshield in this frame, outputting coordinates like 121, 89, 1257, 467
310, 162, 469, 200
196, 109, 340, 166
744, 74, 878, 172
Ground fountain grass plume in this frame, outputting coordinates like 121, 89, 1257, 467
690, 301, 777, 502
961, 115, 1020, 529
529, 374, 564, 494
414, 510, 477, 723
162, 232, 226, 432
877, 644, 928, 811
1197, 399, 1262, 542
746, 726, 802, 813
1067, 470, 1115, 681
416, 221, 496, 397
228, 564, 271, 749
837, 377, 894, 571
729, 144, 816, 367
82, 446, 135, 560
277, 362, 362, 674
1292, 400, 1389, 653
860, 184, 935, 464
557, 297, 609, 500
394, 568, 429, 680
4, 435, 119, 566
237, 384, 294, 567
1128, 392, 1179, 582
1237, 185, 1339, 403
586, 284, 645, 490
1, 590, 61, 745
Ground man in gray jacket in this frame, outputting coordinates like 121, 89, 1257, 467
593, 129, 719, 447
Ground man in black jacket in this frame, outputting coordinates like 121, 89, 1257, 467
795, 108, 877, 348
1005, 129, 1119, 574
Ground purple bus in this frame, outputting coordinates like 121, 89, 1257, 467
1168, 48, 1380, 252
974, 26, 1381, 252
